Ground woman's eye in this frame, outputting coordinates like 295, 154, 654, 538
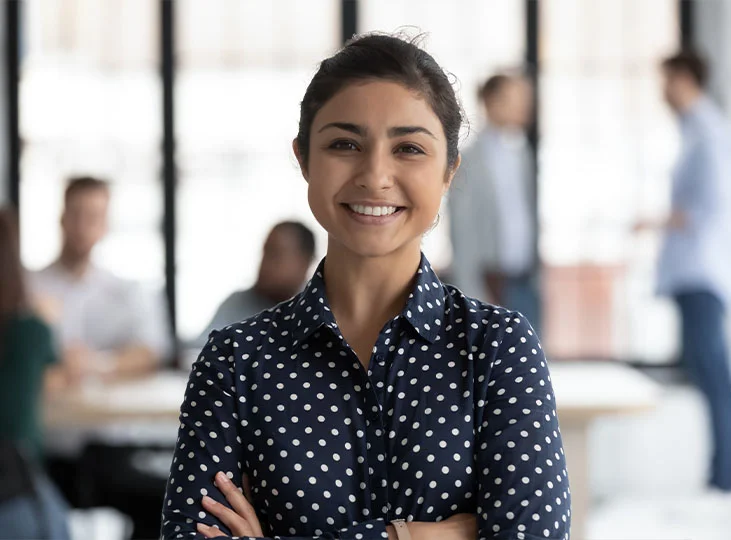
397, 144, 425, 155
329, 140, 358, 151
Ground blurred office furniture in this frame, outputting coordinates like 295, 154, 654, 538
44, 372, 185, 538
542, 264, 625, 360
551, 361, 660, 539
586, 372, 731, 539
44, 372, 186, 428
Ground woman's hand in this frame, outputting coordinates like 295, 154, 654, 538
195, 473, 475, 540
196, 472, 263, 538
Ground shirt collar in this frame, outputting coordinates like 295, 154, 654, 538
680, 94, 712, 127
288, 263, 339, 349
49, 260, 103, 285
399, 254, 446, 343
289, 253, 446, 349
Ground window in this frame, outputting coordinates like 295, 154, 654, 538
17, 0, 681, 361
19, 0, 163, 285
175, 0, 340, 341
538, 0, 680, 362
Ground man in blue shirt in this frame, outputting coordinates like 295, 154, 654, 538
637, 50, 731, 491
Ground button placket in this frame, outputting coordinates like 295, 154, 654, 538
361, 348, 390, 519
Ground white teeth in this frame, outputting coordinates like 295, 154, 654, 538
348, 204, 398, 217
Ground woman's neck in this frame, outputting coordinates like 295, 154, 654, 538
323, 243, 422, 329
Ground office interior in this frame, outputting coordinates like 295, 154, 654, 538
1, 1, 731, 539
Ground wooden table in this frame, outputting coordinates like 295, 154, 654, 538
550, 361, 661, 539
44, 363, 660, 539
44, 370, 188, 428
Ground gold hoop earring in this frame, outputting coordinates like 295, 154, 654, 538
427, 213, 441, 235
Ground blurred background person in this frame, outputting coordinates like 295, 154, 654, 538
636, 50, 731, 492
194, 221, 316, 347
30, 176, 171, 387
27, 176, 173, 534
449, 73, 540, 331
0, 207, 70, 539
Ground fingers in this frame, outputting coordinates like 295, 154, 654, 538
215, 472, 264, 537
201, 495, 255, 537
196, 522, 229, 538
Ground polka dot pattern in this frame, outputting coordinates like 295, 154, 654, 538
161, 255, 571, 539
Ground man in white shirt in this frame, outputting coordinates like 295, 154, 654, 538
449, 73, 540, 331
31, 176, 171, 389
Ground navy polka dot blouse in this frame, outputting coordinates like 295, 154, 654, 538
161, 255, 571, 540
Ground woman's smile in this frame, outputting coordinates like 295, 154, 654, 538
341, 202, 406, 225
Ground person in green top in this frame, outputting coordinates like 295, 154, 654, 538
0, 207, 70, 540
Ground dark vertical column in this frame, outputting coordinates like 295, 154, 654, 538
341, 0, 357, 44
526, 0, 540, 265
5, 0, 20, 209
161, 0, 177, 349
679, 0, 694, 48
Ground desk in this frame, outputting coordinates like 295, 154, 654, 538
550, 361, 661, 539
44, 370, 187, 428
45, 363, 660, 539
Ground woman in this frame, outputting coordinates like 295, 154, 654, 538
0, 207, 70, 539
162, 34, 571, 540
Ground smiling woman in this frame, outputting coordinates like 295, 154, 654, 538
299, 79, 454, 267
161, 34, 571, 540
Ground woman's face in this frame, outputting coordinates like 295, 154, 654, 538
297, 80, 459, 260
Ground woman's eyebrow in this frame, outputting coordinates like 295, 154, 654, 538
388, 126, 437, 139
318, 123, 436, 139
318, 122, 365, 135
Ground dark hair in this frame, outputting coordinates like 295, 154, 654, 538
662, 50, 708, 88
296, 33, 463, 171
478, 74, 512, 102
65, 175, 110, 205
0, 207, 27, 327
273, 221, 316, 262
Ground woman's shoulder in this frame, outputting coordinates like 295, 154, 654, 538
442, 283, 540, 356
1, 313, 54, 362
203, 294, 305, 357
443, 283, 519, 329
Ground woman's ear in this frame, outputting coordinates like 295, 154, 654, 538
293, 139, 309, 182
444, 153, 462, 193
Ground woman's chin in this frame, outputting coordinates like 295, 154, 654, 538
330, 236, 421, 261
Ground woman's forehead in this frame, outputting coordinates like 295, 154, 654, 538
313, 80, 444, 134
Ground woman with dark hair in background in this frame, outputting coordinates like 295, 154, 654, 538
162, 33, 571, 540
0, 207, 70, 539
